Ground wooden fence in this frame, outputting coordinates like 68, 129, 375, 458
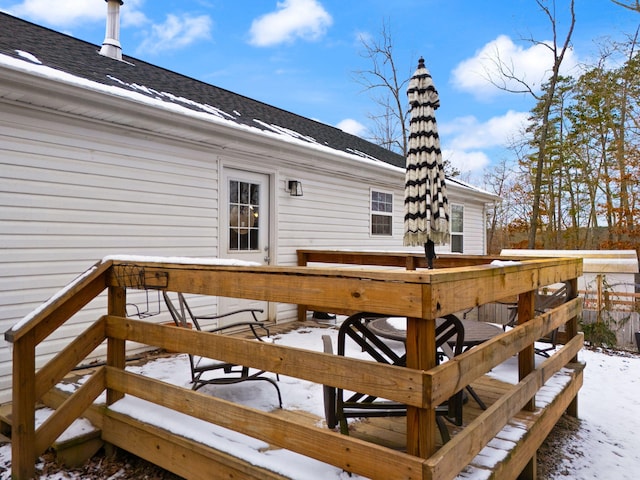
479, 273, 639, 349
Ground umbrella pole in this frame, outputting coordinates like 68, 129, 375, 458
424, 240, 436, 269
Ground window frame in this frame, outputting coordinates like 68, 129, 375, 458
370, 188, 394, 236
228, 179, 261, 252
450, 203, 464, 253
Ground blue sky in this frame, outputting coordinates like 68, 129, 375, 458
1, 0, 638, 184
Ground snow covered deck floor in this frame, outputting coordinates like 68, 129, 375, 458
348, 365, 584, 479
40, 339, 584, 480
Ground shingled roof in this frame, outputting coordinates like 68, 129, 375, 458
0, 12, 406, 169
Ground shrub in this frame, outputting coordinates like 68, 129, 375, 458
581, 320, 617, 348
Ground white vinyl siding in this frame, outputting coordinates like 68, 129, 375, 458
275, 176, 405, 262
0, 107, 221, 403
458, 201, 488, 255
0, 92, 496, 405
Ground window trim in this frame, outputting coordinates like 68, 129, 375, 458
450, 203, 464, 253
228, 178, 261, 252
370, 188, 394, 236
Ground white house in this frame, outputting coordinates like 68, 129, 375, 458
0, 9, 499, 404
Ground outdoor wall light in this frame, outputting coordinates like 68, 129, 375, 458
287, 180, 303, 197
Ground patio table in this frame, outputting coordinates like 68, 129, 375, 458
368, 316, 503, 350
368, 316, 504, 411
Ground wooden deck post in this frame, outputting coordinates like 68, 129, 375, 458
297, 251, 308, 321
517, 289, 536, 480
107, 285, 127, 405
405, 316, 437, 458
517, 289, 536, 411
518, 290, 538, 480
11, 329, 37, 480
565, 277, 580, 418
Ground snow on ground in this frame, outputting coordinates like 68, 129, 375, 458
0, 325, 638, 479
554, 348, 640, 478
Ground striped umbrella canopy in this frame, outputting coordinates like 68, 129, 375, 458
403, 57, 449, 268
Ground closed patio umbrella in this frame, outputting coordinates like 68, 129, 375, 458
403, 57, 449, 268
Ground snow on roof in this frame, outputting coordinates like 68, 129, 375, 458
446, 175, 501, 200
0, 13, 497, 199
0, 50, 405, 175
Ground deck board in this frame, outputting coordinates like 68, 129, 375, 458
344, 376, 512, 451
309, 364, 582, 479
43, 320, 582, 479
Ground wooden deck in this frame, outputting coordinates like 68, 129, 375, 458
4, 253, 584, 480
345, 366, 583, 479
39, 347, 583, 480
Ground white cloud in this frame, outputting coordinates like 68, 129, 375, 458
5, 0, 104, 25
441, 110, 530, 151
451, 34, 579, 99
354, 30, 372, 47
137, 13, 213, 55
121, 0, 149, 29
249, 0, 333, 47
336, 118, 367, 137
6, 0, 208, 55
439, 110, 530, 175
4, 0, 147, 27
443, 149, 491, 174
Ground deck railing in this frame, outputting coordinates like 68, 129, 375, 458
5, 253, 583, 480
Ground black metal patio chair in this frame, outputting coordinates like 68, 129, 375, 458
163, 292, 282, 407
322, 312, 465, 443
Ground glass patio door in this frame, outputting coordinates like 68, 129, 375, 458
218, 169, 270, 323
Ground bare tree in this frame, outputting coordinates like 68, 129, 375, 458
483, 0, 576, 248
483, 157, 512, 253
612, 0, 640, 12
354, 20, 411, 156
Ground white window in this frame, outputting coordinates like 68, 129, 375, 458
450, 204, 464, 253
228, 179, 260, 251
371, 190, 393, 236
